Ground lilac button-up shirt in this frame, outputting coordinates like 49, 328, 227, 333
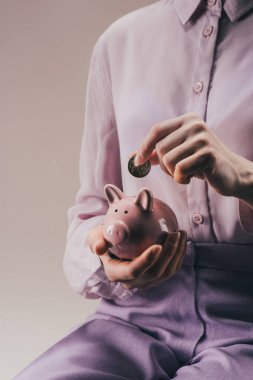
63, 0, 253, 300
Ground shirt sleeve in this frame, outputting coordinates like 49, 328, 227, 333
63, 39, 137, 300
238, 199, 253, 234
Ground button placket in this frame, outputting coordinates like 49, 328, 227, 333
186, 8, 221, 242
188, 7, 221, 116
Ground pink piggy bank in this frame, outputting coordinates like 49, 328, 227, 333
103, 184, 178, 260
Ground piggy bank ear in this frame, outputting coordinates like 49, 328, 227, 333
134, 188, 153, 212
104, 184, 124, 204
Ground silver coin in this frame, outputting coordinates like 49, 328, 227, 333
128, 155, 151, 178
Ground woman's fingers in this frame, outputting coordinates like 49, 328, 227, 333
100, 244, 162, 282
134, 116, 184, 165
161, 230, 187, 279
124, 234, 187, 290
146, 232, 181, 278
121, 231, 187, 290
173, 148, 214, 184
90, 221, 188, 290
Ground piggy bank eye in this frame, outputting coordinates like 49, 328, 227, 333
115, 209, 118, 212
124, 210, 128, 214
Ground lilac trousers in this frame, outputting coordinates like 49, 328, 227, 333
14, 241, 253, 379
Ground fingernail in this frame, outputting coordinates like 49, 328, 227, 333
153, 244, 162, 254
178, 229, 186, 236
94, 241, 106, 255
171, 232, 180, 241
134, 154, 143, 166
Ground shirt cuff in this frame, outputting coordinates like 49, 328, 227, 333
83, 265, 139, 300
238, 198, 253, 234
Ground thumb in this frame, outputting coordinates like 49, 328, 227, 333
137, 244, 163, 265
93, 239, 108, 256
87, 226, 109, 256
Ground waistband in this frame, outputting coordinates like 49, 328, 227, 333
184, 240, 253, 272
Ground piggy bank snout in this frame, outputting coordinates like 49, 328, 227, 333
106, 221, 130, 245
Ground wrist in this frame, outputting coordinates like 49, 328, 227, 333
235, 157, 253, 207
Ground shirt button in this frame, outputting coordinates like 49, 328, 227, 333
193, 81, 204, 94
207, 0, 216, 6
192, 213, 204, 225
203, 26, 214, 37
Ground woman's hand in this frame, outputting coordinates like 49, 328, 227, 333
133, 112, 253, 198
88, 226, 187, 290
